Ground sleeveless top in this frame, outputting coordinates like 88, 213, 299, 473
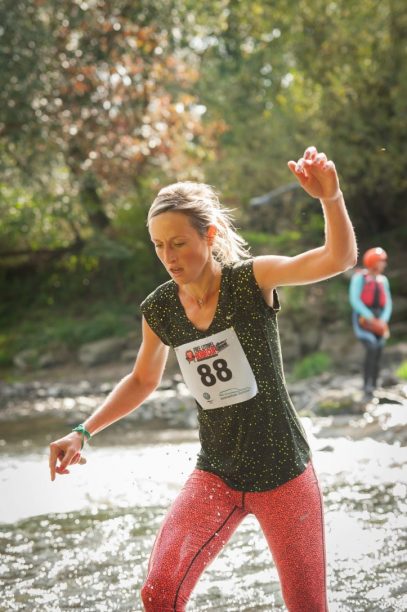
360, 272, 386, 315
140, 259, 311, 492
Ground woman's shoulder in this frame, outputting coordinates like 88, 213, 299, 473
140, 279, 174, 312
225, 258, 261, 296
226, 257, 254, 279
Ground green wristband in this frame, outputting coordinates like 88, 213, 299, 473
72, 424, 92, 450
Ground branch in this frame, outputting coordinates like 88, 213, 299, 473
0, 238, 84, 265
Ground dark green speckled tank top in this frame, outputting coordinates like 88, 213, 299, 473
140, 259, 310, 492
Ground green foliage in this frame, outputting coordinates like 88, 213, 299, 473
194, 0, 407, 235
291, 352, 332, 380
23, 308, 135, 350
322, 276, 353, 320
0, 300, 139, 369
0, 0, 406, 366
242, 229, 302, 256
0, 0, 214, 278
396, 361, 407, 380
0, 335, 13, 367
282, 0, 407, 235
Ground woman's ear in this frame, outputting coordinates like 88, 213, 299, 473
207, 225, 217, 246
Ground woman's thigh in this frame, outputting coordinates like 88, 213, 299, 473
142, 469, 246, 611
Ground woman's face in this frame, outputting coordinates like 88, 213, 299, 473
148, 211, 212, 284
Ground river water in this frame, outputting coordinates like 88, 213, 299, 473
0, 396, 406, 611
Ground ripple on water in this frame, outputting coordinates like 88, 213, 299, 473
1, 508, 158, 611
1, 434, 406, 610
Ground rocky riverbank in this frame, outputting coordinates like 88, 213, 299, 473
1, 360, 406, 448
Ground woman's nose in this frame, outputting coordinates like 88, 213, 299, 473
163, 247, 176, 264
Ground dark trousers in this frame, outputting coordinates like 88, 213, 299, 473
352, 312, 386, 392
361, 340, 383, 392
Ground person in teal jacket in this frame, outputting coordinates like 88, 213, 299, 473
349, 247, 392, 397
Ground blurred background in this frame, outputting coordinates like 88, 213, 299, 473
0, 1, 406, 610
0, 0, 406, 372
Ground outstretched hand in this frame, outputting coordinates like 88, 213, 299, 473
49, 432, 87, 481
288, 146, 341, 201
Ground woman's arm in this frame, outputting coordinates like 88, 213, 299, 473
49, 317, 169, 480
254, 146, 357, 290
81, 318, 169, 436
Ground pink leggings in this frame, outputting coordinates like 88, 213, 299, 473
141, 462, 328, 611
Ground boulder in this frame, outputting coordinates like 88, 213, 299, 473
388, 321, 407, 342
383, 342, 407, 367
299, 326, 321, 353
38, 347, 71, 369
278, 320, 302, 362
164, 349, 180, 375
120, 348, 139, 363
78, 337, 128, 366
13, 349, 39, 370
380, 369, 400, 388
392, 296, 407, 319
314, 389, 362, 415
320, 330, 364, 367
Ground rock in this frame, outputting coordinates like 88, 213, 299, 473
383, 342, 407, 367
159, 378, 175, 390
13, 349, 39, 370
164, 349, 180, 375
78, 337, 128, 366
319, 331, 363, 366
314, 389, 361, 415
299, 327, 321, 353
375, 391, 403, 405
313, 401, 407, 442
120, 348, 138, 363
380, 370, 400, 388
278, 321, 302, 362
38, 347, 71, 369
388, 321, 407, 341
391, 296, 407, 319
126, 330, 141, 344
124, 387, 198, 429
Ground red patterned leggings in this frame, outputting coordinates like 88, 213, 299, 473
141, 462, 328, 611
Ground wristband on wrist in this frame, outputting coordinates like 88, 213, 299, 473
72, 424, 92, 449
321, 190, 343, 203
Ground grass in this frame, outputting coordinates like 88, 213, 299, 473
396, 361, 407, 380
290, 351, 332, 381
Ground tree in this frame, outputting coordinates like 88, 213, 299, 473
0, 0, 213, 266
288, 0, 407, 234
184, 0, 407, 237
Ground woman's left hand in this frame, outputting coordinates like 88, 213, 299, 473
288, 146, 341, 201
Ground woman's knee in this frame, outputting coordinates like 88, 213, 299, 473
141, 578, 169, 611
281, 574, 327, 612
141, 575, 184, 612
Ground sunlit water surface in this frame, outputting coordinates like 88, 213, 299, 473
1, 415, 406, 611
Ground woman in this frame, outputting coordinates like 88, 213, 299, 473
49, 146, 357, 611
349, 247, 392, 398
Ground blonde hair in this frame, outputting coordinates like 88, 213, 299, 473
147, 182, 250, 266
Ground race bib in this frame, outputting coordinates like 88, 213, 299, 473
174, 327, 258, 410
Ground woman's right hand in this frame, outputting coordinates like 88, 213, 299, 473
49, 432, 87, 481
